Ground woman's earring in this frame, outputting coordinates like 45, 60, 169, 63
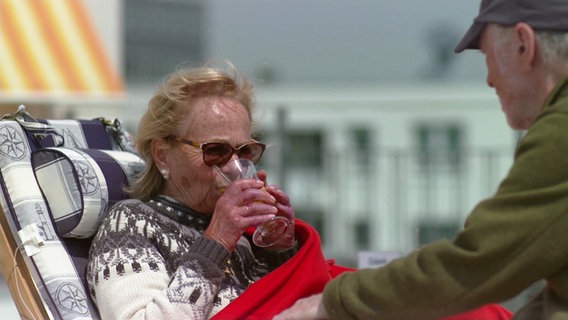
160, 168, 169, 180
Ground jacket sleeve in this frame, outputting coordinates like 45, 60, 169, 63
322, 103, 568, 319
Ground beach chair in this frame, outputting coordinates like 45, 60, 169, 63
0, 106, 143, 319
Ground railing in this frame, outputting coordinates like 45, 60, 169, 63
274, 146, 515, 265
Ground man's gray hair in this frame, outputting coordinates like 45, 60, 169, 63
493, 24, 568, 72
536, 30, 568, 69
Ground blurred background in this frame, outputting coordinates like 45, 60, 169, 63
0, 0, 541, 316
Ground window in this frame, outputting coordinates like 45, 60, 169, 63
416, 123, 463, 172
350, 127, 372, 172
284, 131, 323, 168
124, 0, 205, 84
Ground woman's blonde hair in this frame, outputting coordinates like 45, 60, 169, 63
128, 62, 255, 200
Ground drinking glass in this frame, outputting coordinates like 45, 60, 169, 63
214, 158, 289, 247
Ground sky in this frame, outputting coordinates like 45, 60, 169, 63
206, 0, 485, 85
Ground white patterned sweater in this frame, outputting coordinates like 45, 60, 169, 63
87, 196, 296, 319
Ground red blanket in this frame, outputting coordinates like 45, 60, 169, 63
212, 220, 511, 320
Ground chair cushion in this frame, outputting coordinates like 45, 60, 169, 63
31, 148, 144, 238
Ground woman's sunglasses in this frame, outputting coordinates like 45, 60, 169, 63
166, 135, 266, 167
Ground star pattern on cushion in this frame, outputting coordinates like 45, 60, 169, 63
76, 161, 99, 195
56, 282, 89, 316
0, 125, 26, 160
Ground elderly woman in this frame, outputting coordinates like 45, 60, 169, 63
87, 63, 297, 319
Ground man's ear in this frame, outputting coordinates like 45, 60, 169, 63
514, 22, 537, 72
151, 138, 169, 169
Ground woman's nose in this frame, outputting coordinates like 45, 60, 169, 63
228, 152, 240, 162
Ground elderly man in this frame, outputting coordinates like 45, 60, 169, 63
274, 0, 568, 319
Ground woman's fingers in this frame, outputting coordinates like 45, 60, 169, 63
264, 185, 290, 204
226, 179, 275, 204
207, 177, 292, 251
240, 202, 277, 215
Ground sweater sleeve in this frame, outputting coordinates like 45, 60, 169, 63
322, 99, 568, 319
87, 201, 231, 320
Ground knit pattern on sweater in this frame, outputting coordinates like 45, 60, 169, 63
87, 197, 288, 319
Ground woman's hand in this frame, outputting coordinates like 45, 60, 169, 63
256, 170, 296, 252
204, 178, 278, 251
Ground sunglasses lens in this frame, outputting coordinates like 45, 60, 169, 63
237, 143, 264, 164
202, 143, 233, 167
201, 142, 265, 167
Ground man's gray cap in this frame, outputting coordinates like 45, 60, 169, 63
455, 0, 568, 53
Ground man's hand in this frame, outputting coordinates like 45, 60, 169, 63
273, 293, 330, 320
